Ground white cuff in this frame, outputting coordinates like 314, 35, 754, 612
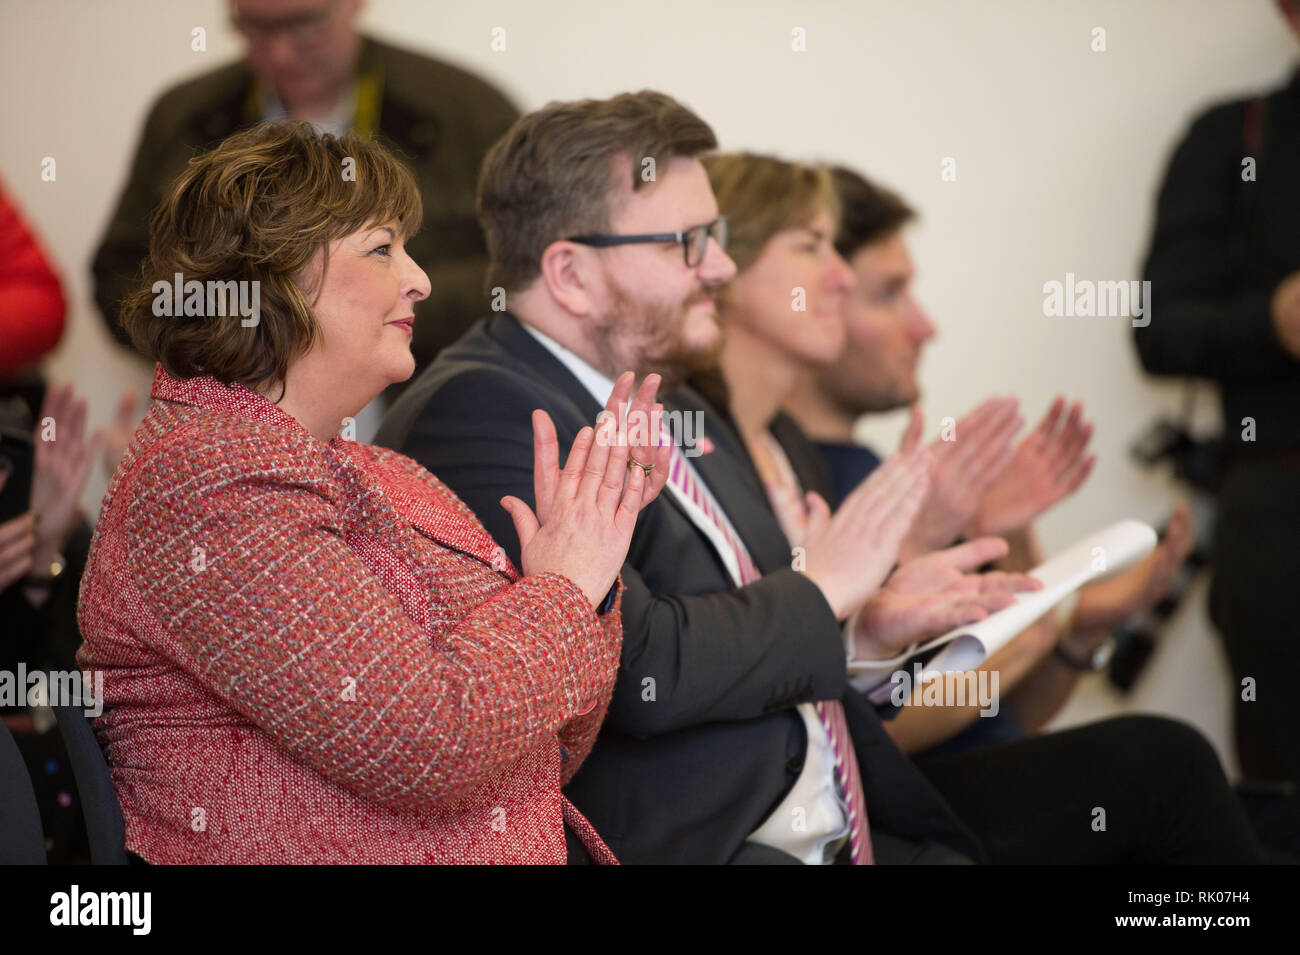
843, 610, 919, 692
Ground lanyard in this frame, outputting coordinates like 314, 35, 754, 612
243, 44, 383, 137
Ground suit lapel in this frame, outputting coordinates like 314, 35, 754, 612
489, 314, 607, 425
388, 467, 510, 571
336, 439, 517, 578
669, 390, 794, 575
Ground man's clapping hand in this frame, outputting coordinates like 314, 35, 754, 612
853, 536, 1042, 659
0, 472, 36, 591
968, 397, 1095, 539
896, 397, 1022, 560
1062, 501, 1195, 658
29, 384, 104, 573
501, 372, 670, 610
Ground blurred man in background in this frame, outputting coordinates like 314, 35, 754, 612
92, 0, 518, 417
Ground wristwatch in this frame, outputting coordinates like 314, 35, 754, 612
1053, 634, 1116, 672
23, 553, 66, 588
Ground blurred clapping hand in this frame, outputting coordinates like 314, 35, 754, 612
4, 383, 105, 602
896, 397, 1022, 560
967, 397, 1096, 539
0, 471, 35, 591
1057, 500, 1196, 660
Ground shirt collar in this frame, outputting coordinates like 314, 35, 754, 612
260, 78, 358, 138
519, 321, 617, 406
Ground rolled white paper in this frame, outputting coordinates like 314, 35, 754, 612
853, 519, 1158, 697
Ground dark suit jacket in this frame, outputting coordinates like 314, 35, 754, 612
91, 35, 518, 400
376, 313, 983, 864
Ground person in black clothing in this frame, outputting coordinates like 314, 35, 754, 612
1134, 0, 1300, 789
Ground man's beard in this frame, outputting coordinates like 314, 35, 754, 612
593, 278, 724, 391
825, 362, 919, 416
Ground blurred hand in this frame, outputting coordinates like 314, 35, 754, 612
502, 372, 670, 609
897, 397, 1022, 560
1065, 501, 1195, 648
854, 536, 1043, 658
799, 446, 932, 620
0, 472, 37, 592
102, 387, 140, 479
764, 480, 828, 549
968, 397, 1095, 538
29, 384, 103, 565
1271, 271, 1300, 359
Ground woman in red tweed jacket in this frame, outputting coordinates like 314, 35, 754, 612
76, 121, 670, 865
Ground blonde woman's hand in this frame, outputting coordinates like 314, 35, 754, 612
898, 397, 1021, 560
799, 446, 932, 620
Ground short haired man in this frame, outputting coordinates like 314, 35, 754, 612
92, 0, 518, 402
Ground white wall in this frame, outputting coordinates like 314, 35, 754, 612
3, 0, 1293, 775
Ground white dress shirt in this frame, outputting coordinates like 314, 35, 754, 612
260, 79, 358, 138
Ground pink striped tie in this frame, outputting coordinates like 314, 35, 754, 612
666, 442, 764, 583
663, 440, 874, 864
813, 701, 874, 865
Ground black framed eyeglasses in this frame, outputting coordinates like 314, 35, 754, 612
567, 216, 728, 268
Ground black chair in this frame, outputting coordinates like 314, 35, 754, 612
0, 717, 47, 864
52, 700, 127, 865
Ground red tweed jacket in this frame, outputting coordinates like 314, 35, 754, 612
76, 366, 622, 864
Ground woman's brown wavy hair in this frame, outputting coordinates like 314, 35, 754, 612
120, 120, 422, 396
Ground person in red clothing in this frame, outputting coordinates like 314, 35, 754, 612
75, 120, 670, 864
0, 175, 67, 379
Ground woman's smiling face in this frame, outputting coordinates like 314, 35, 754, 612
296, 220, 431, 405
